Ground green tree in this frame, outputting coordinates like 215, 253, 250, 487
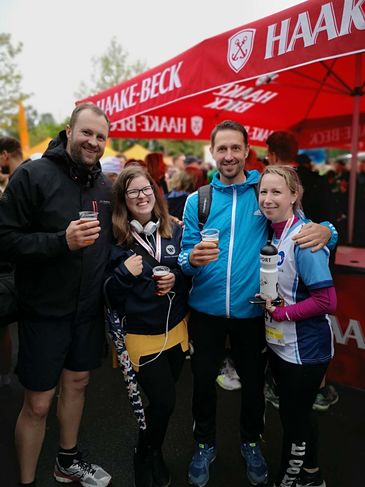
75, 36, 147, 100
0, 33, 28, 133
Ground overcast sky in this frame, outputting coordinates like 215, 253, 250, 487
1, 0, 304, 122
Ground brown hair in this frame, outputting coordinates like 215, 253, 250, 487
259, 165, 304, 214
210, 120, 248, 147
112, 166, 172, 246
0, 136, 23, 159
70, 103, 110, 131
266, 131, 298, 163
124, 158, 147, 170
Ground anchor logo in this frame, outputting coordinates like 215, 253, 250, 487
191, 116, 203, 136
227, 29, 255, 73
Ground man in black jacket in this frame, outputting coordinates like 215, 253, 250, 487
0, 104, 112, 487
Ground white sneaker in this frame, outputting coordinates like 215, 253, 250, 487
216, 358, 241, 390
54, 457, 111, 486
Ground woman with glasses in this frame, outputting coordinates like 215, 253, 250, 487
105, 166, 190, 487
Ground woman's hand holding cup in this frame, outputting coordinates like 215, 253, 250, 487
152, 266, 174, 296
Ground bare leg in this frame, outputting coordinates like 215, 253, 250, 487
15, 388, 56, 483
57, 369, 90, 449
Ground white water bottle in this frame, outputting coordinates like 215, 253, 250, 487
260, 242, 279, 301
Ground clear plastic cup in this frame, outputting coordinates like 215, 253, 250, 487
200, 228, 219, 245
79, 211, 98, 221
79, 211, 98, 245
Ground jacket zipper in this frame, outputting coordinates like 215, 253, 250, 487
226, 188, 237, 318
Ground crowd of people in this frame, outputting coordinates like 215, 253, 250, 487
0, 105, 342, 487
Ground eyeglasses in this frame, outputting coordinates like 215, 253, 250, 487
125, 185, 154, 199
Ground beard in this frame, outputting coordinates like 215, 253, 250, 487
218, 160, 243, 179
69, 140, 101, 168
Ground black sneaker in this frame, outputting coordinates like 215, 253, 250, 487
134, 446, 153, 487
296, 469, 326, 487
152, 449, 171, 487
312, 385, 339, 411
54, 457, 111, 486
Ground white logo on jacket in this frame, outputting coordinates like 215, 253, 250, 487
166, 245, 176, 255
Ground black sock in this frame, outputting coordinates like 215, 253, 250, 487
57, 445, 79, 468
19, 482, 36, 486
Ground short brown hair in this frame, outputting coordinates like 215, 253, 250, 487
70, 103, 110, 131
266, 131, 298, 163
210, 120, 248, 147
0, 136, 23, 159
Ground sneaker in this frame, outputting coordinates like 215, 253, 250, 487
134, 446, 153, 487
188, 443, 216, 487
296, 468, 326, 486
54, 457, 111, 486
312, 385, 339, 412
264, 382, 279, 409
240, 442, 268, 486
216, 358, 241, 391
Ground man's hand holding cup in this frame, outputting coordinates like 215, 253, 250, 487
66, 211, 101, 250
189, 228, 220, 267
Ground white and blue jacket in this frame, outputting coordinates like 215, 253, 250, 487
266, 220, 334, 365
178, 171, 268, 319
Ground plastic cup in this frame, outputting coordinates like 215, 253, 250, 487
152, 266, 170, 295
79, 211, 98, 221
200, 228, 219, 245
152, 266, 170, 278
79, 211, 98, 245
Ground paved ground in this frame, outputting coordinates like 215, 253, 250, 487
1, 326, 364, 487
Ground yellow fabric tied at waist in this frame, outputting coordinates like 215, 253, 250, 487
125, 315, 189, 372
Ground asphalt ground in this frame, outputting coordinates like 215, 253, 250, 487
1, 326, 363, 487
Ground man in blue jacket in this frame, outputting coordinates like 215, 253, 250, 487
178, 120, 336, 487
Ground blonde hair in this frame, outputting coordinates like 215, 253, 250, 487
259, 165, 304, 214
112, 166, 172, 246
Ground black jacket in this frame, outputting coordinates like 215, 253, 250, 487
106, 223, 190, 335
0, 131, 112, 320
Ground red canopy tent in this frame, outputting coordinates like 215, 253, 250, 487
79, 0, 365, 241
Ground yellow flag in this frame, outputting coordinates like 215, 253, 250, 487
18, 100, 30, 158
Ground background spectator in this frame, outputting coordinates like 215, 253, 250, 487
145, 152, 168, 194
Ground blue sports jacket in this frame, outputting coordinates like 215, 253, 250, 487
178, 171, 268, 319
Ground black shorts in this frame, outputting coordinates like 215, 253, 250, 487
16, 312, 105, 391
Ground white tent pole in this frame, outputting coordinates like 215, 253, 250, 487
347, 54, 362, 244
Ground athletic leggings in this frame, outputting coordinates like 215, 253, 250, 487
268, 349, 329, 487
136, 343, 186, 449
189, 309, 267, 445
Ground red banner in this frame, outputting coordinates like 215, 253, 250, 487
79, 0, 365, 147
328, 272, 365, 391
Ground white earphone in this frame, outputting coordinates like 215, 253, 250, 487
130, 219, 160, 236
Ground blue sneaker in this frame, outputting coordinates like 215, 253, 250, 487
240, 442, 268, 485
188, 443, 216, 487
